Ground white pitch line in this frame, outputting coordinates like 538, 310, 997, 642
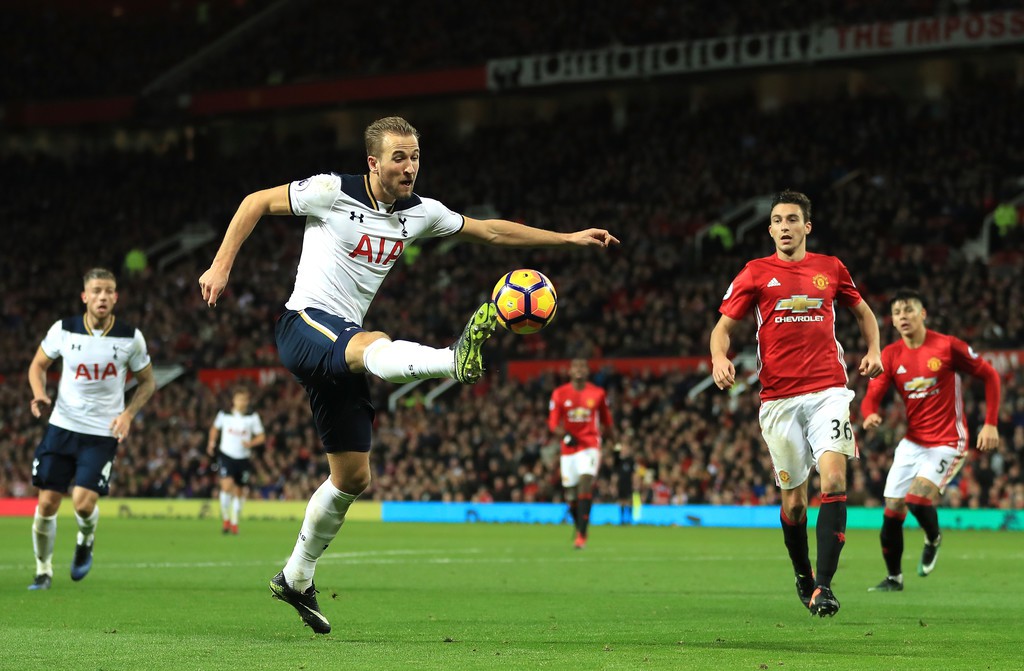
2, 550, 1019, 573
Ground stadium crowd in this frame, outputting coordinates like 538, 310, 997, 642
4, 0, 1020, 100
2, 73, 1023, 511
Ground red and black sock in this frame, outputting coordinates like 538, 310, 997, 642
567, 499, 578, 527
815, 492, 847, 588
780, 509, 813, 578
577, 492, 593, 537
906, 494, 940, 543
880, 508, 906, 577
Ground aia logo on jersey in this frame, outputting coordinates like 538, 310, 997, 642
904, 376, 938, 399
75, 363, 118, 380
812, 273, 829, 290
927, 357, 942, 371
349, 234, 404, 266
773, 295, 824, 323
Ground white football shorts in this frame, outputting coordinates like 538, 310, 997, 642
758, 387, 857, 490
883, 438, 964, 498
561, 448, 601, 488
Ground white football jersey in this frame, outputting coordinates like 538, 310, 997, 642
213, 410, 264, 459
40, 315, 151, 437
284, 173, 465, 324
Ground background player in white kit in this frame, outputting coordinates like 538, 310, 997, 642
27, 268, 156, 590
198, 116, 619, 633
207, 387, 265, 535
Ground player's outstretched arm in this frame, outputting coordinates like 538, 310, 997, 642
457, 217, 619, 248
199, 185, 291, 307
709, 315, 739, 390
850, 300, 883, 377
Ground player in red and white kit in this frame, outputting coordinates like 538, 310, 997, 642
862, 288, 1000, 592
548, 358, 615, 549
710, 190, 883, 617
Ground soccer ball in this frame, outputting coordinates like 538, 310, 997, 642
491, 269, 558, 334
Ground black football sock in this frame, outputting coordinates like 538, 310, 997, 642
815, 493, 847, 588
577, 493, 593, 537
906, 494, 940, 543
880, 508, 906, 577
780, 509, 813, 578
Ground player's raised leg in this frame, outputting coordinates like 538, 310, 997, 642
357, 302, 497, 385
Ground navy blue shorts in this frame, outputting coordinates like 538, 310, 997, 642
32, 425, 118, 495
217, 454, 252, 485
275, 308, 375, 453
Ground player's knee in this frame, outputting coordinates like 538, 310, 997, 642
884, 498, 907, 515
73, 503, 96, 518
333, 470, 371, 495
785, 502, 807, 522
349, 331, 391, 373
819, 472, 846, 494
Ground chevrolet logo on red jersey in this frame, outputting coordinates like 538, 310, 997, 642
903, 376, 937, 392
774, 295, 824, 313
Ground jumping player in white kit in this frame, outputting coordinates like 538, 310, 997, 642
198, 116, 619, 633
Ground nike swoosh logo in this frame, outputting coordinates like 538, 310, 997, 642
298, 603, 328, 624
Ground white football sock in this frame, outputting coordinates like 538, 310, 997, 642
362, 339, 455, 383
75, 505, 99, 546
283, 480, 358, 592
219, 490, 231, 521
231, 496, 242, 526
32, 507, 57, 576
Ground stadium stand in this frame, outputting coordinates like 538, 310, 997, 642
1, 3, 1022, 512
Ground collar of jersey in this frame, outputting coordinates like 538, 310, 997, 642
346, 174, 421, 214
83, 313, 116, 337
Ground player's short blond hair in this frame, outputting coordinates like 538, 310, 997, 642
365, 116, 419, 158
83, 267, 116, 288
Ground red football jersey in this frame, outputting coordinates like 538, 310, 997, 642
719, 252, 864, 401
548, 382, 612, 455
861, 330, 1001, 449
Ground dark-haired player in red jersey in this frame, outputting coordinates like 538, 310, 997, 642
862, 288, 1000, 592
548, 358, 615, 550
710, 190, 883, 618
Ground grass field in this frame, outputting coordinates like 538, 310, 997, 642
1, 517, 1022, 671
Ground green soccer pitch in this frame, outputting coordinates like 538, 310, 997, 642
2, 517, 1021, 671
